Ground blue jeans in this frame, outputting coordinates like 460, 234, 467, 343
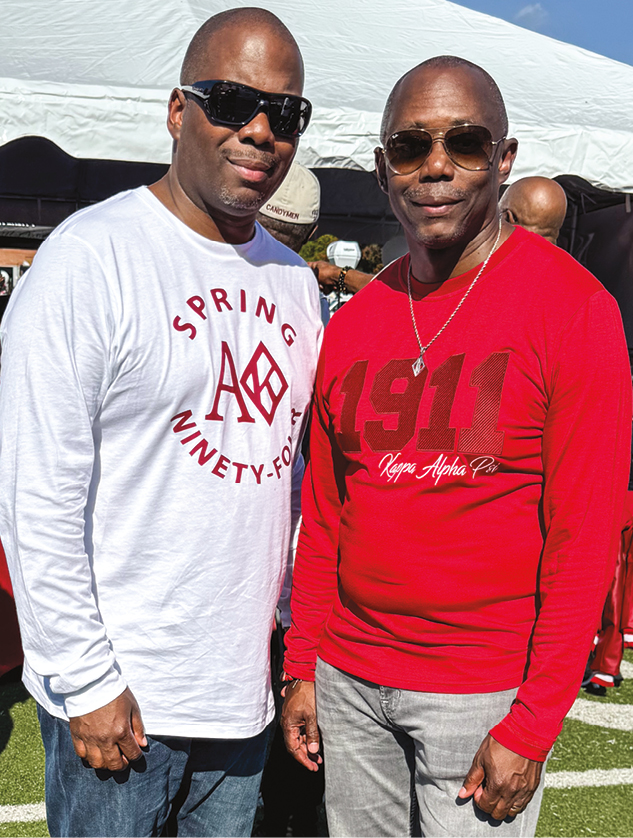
38, 704, 270, 837
315, 659, 546, 838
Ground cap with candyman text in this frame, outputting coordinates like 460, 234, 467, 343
259, 163, 320, 225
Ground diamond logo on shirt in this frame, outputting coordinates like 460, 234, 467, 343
240, 342, 289, 426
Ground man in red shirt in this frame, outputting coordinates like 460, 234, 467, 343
281, 56, 632, 837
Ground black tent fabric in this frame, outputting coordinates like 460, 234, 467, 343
0, 137, 397, 245
556, 175, 633, 358
312, 168, 399, 243
0, 137, 168, 233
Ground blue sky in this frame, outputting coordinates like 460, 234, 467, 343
450, 1, 633, 66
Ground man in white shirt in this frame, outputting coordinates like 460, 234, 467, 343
0, 8, 321, 837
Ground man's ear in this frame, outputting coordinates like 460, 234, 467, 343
502, 207, 517, 225
167, 88, 187, 142
497, 138, 518, 185
374, 147, 389, 194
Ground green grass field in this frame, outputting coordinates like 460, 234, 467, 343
1, 653, 633, 837
535, 649, 633, 837
0, 679, 46, 837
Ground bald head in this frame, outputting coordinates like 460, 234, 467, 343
500, 177, 567, 244
380, 55, 508, 143
181, 8, 303, 86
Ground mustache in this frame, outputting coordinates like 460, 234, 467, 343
221, 148, 280, 170
402, 185, 468, 202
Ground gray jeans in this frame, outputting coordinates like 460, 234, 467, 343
315, 659, 545, 838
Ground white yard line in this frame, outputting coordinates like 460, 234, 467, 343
2, 674, 632, 825
546, 767, 633, 788
0, 802, 46, 823
2, 768, 633, 824
620, 659, 633, 678
567, 696, 633, 730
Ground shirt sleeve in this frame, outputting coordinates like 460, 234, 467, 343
490, 290, 633, 761
283, 348, 344, 680
0, 233, 128, 717
277, 451, 305, 629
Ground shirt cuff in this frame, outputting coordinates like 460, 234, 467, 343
64, 666, 128, 717
282, 661, 316, 683
489, 721, 550, 762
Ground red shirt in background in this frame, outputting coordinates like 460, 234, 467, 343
0, 539, 22, 677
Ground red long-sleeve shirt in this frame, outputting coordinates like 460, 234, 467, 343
285, 227, 632, 761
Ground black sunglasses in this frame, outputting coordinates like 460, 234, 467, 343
180, 80, 312, 138
383, 125, 505, 174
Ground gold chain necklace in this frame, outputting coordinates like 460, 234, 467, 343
407, 217, 503, 376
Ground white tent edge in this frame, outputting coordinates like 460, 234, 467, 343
1, 0, 632, 193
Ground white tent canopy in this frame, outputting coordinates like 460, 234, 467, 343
1, 0, 633, 192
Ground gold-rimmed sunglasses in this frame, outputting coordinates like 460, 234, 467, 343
381, 125, 505, 174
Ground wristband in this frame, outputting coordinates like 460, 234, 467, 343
336, 267, 351, 294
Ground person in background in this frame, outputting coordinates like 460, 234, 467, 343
0, 8, 322, 837
281, 55, 631, 837
499, 176, 567, 244
587, 497, 633, 692
258, 161, 329, 326
257, 161, 319, 250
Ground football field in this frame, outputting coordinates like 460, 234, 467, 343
1, 653, 632, 837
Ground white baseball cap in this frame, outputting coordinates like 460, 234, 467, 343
259, 162, 320, 225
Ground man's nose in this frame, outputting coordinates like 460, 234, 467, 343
420, 137, 455, 178
239, 108, 276, 146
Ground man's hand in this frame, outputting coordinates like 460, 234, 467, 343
309, 261, 340, 294
309, 261, 373, 295
458, 734, 543, 820
280, 680, 322, 772
69, 687, 147, 772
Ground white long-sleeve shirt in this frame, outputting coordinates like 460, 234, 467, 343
0, 187, 322, 738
